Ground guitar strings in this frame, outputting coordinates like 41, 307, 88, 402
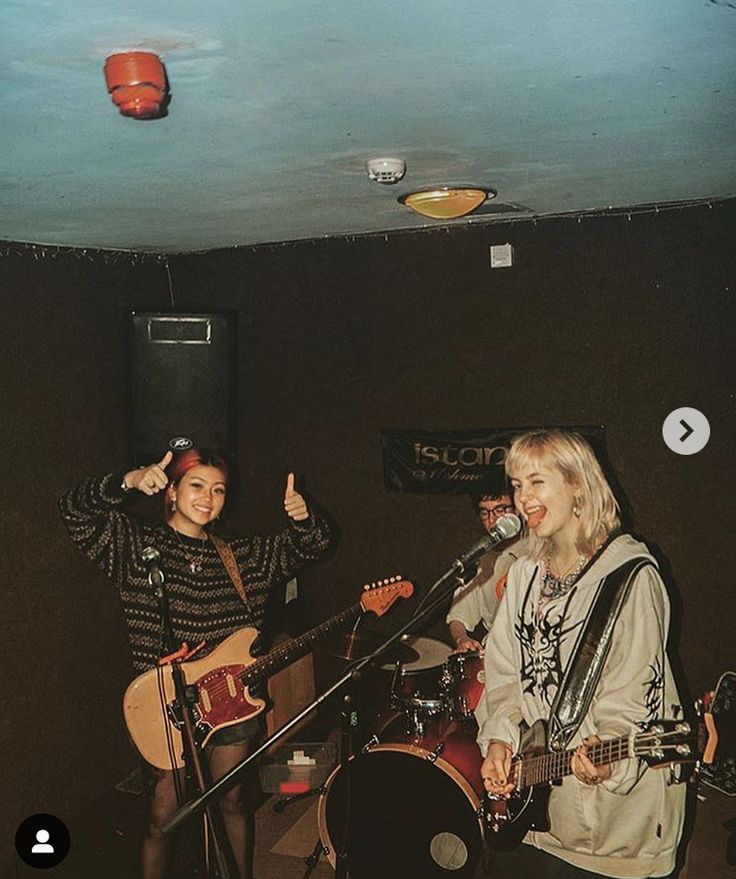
518, 729, 686, 787
195, 582, 407, 704
187, 602, 364, 704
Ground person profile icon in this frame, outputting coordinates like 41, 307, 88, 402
31, 829, 54, 854
16, 813, 69, 867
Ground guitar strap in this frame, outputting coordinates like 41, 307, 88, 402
547, 555, 653, 752
210, 534, 256, 620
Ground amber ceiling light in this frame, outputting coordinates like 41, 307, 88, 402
398, 186, 496, 220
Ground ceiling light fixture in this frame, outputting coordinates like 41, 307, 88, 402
103, 52, 168, 119
398, 185, 497, 220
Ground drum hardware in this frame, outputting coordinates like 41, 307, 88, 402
441, 651, 485, 722
381, 637, 453, 739
303, 839, 331, 876
427, 741, 445, 763
361, 734, 379, 753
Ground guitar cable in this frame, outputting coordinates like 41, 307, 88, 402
155, 644, 186, 805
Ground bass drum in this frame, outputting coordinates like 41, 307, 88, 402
317, 717, 484, 879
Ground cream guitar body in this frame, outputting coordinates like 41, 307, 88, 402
124, 626, 266, 770
123, 578, 414, 770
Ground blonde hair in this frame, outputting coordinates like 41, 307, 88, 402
505, 429, 620, 560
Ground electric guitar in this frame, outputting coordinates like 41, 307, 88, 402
483, 670, 736, 850
124, 577, 414, 769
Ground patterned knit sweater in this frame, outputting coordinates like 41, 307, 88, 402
59, 473, 335, 673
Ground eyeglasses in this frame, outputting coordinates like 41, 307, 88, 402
478, 504, 515, 520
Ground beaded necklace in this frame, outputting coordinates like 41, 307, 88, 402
540, 551, 590, 601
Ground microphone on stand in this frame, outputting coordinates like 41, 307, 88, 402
452, 513, 522, 575
141, 546, 164, 587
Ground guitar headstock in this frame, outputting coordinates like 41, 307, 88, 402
360, 576, 414, 617
698, 670, 736, 796
634, 720, 698, 768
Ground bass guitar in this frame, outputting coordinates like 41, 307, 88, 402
484, 670, 736, 850
124, 576, 413, 769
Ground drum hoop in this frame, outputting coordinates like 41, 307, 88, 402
391, 695, 445, 710
446, 650, 484, 667
316, 741, 482, 868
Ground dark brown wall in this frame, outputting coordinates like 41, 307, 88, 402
2, 201, 734, 873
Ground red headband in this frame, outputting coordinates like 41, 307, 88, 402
168, 449, 229, 484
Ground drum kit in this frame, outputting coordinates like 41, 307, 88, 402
315, 635, 487, 879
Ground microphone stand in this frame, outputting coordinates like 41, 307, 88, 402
160, 538, 495, 877
148, 562, 239, 879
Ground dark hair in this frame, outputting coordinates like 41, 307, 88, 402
468, 467, 510, 507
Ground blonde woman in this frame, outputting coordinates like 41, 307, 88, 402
478, 430, 685, 879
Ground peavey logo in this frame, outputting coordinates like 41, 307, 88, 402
413, 443, 507, 468
169, 436, 193, 451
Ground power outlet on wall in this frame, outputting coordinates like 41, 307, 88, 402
490, 243, 513, 268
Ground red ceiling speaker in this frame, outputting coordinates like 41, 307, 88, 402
104, 52, 168, 119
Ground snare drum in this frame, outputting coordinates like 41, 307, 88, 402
441, 651, 485, 721
385, 636, 452, 736
317, 715, 484, 879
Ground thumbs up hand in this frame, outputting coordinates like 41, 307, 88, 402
284, 472, 309, 521
123, 451, 173, 495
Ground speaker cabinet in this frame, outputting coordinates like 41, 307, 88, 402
128, 311, 237, 461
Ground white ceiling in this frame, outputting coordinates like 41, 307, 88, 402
2, 0, 735, 253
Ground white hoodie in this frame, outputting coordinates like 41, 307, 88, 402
477, 534, 686, 878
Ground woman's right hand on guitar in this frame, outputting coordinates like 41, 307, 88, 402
123, 451, 173, 496
481, 740, 516, 798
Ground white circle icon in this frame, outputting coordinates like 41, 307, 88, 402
662, 408, 710, 455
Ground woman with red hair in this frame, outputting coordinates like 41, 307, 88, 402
60, 447, 334, 879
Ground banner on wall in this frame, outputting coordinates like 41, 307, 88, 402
381, 426, 606, 493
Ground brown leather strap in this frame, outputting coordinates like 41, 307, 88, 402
210, 534, 254, 618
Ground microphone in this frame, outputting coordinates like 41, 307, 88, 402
141, 546, 164, 586
453, 513, 522, 574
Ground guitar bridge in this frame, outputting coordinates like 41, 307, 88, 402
166, 700, 203, 729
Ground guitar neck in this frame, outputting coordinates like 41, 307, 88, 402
240, 602, 363, 685
515, 735, 631, 789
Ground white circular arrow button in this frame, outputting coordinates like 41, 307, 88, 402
662, 407, 710, 455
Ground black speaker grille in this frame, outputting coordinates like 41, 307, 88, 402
128, 311, 236, 461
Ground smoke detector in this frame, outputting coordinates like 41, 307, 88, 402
366, 157, 406, 185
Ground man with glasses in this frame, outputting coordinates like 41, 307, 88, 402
446, 472, 527, 654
